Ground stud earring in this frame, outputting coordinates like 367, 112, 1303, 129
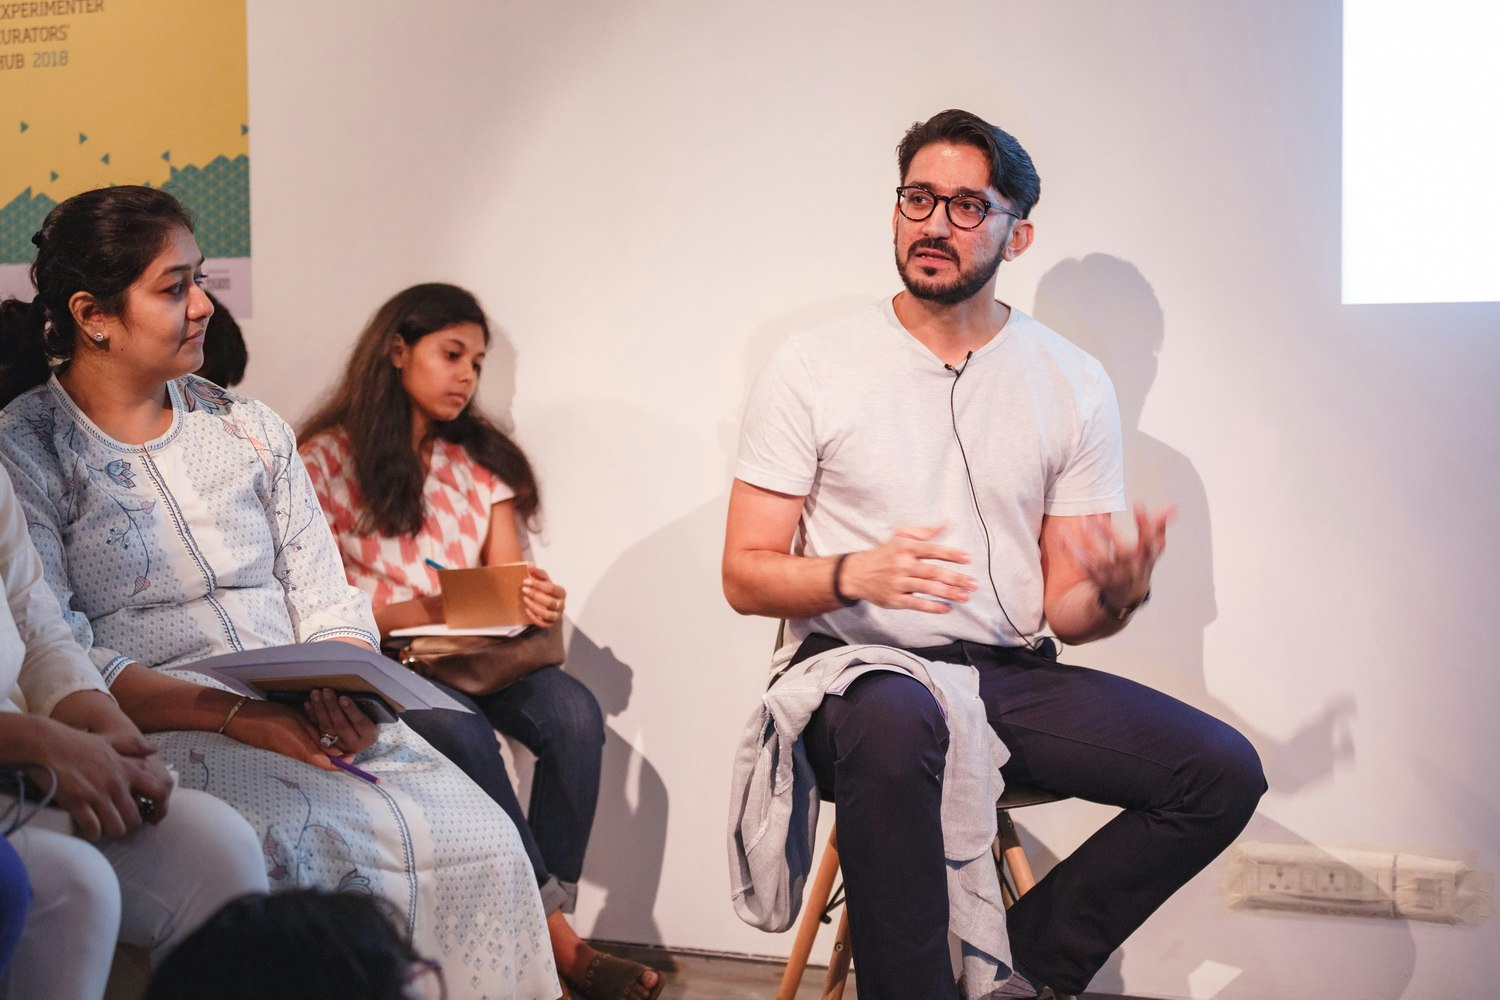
92, 331, 105, 342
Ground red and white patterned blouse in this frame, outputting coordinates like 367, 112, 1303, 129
300, 429, 517, 608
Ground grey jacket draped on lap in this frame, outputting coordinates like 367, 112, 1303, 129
727, 643, 1014, 998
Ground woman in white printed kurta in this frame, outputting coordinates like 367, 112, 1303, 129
0, 185, 557, 1000
0, 375, 558, 1000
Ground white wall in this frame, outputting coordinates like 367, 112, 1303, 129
240, 3, 1500, 997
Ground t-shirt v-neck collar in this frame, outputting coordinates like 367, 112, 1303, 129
878, 294, 1016, 370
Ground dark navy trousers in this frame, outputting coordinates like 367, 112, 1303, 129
798, 636, 1266, 998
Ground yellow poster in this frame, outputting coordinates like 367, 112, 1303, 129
1, 0, 251, 314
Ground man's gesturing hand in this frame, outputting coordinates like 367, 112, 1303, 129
839, 525, 978, 613
1066, 504, 1174, 614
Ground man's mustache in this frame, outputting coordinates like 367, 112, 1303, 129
907, 238, 958, 263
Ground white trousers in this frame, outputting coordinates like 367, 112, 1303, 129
4, 788, 267, 1000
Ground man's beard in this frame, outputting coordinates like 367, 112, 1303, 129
895, 236, 1005, 306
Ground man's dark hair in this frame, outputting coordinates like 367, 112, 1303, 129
896, 109, 1041, 219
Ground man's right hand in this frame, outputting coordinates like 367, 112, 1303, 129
723, 481, 979, 619
839, 525, 978, 613
30, 719, 172, 841
221, 699, 340, 771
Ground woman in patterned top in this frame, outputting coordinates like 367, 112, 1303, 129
0, 187, 559, 1000
300, 284, 660, 1000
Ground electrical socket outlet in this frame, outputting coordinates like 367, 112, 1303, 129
1226, 843, 1491, 924
1237, 845, 1398, 917
1394, 854, 1462, 919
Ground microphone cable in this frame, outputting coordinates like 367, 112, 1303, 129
945, 350, 1041, 653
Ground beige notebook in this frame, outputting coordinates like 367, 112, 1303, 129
438, 562, 530, 628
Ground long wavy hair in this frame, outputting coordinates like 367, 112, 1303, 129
301, 283, 539, 538
0, 186, 194, 407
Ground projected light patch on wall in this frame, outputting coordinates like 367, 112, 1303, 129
1343, 1, 1500, 304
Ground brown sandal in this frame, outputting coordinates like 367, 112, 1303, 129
570, 952, 664, 1000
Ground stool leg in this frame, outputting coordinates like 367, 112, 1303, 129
821, 907, 852, 999
996, 811, 1078, 1000
779, 826, 842, 1000
996, 810, 1037, 896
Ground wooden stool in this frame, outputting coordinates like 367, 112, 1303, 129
776, 783, 1075, 1000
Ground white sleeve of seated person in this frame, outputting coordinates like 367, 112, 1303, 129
735, 339, 820, 498
1041, 362, 1126, 517
0, 466, 108, 715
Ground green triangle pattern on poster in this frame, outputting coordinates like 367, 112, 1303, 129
19, 122, 27, 133
0, 188, 60, 264
160, 154, 251, 257
100, 153, 109, 165
78, 132, 87, 143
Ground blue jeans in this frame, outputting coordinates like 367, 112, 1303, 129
798, 636, 1266, 998
401, 665, 604, 914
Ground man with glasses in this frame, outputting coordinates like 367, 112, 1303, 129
724, 109, 1264, 999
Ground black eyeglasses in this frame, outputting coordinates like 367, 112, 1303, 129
895, 186, 1017, 230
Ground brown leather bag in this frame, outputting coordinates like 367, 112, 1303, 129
392, 625, 564, 697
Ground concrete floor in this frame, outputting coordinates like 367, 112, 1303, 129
596, 942, 849, 1000
595, 942, 1147, 1000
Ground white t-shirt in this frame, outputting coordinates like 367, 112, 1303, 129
736, 296, 1125, 649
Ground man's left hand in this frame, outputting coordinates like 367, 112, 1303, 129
1066, 504, 1175, 614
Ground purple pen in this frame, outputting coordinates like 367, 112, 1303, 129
330, 755, 379, 784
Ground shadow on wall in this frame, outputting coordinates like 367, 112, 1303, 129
478, 317, 520, 434
1031, 253, 1356, 795
540, 295, 877, 950
476, 317, 673, 943
563, 624, 671, 944
1028, 255, 1387, 998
